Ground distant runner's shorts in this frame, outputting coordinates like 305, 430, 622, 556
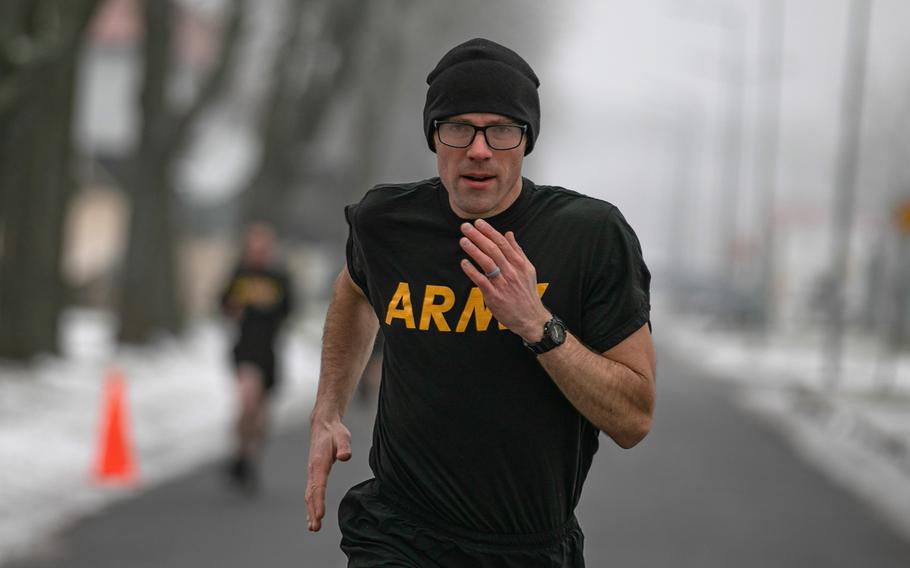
231, 344, 277, 394
338, 479, 585, 568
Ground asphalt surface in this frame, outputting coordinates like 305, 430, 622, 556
7, 348, 910, 567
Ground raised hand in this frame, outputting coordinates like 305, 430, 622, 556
459, 218, 551, 343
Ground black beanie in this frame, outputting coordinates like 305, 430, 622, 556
423, 38, 540, 155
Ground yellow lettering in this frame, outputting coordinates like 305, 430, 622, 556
419, 285, 455, 331
386, 282, 550, 333
455, 287, 494, 332
385, 282, 416, 329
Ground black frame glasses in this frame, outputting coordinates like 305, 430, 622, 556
434, 120, 527, 151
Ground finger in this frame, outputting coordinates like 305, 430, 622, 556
305, 470, 327, 527
305, 449, 332, 530
459, 237, 498, 275
460, 259, 494, 293
505, 231, 524, 258
335, 431, 352, 462
305, 476, 327, 531
474, 219, 523, 265
461, 222, 508, 268
506, 232, 538, 280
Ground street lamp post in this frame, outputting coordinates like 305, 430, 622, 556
715, 11, 747, 299
823, 0, 874, 388
754, 0, 785, 336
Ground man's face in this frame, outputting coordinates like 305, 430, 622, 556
243, 223, 275, 266
435, 113, 526, 219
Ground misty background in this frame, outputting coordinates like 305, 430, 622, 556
3, 0, 909, 368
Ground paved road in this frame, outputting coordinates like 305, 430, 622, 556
7, 349, 910, 567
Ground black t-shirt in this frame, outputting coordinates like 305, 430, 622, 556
220, 264, 293, 356
345, 176, 650, 535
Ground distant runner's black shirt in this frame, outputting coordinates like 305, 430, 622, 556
220, 264, 292, 359
345, 177, 650, 535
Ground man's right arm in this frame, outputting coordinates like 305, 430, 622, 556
305, 266, 378, 532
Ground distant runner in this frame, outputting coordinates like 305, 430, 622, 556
220, 222, 293, 493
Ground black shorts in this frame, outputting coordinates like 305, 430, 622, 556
231, 344, 277, 394
338, 479, 585, 568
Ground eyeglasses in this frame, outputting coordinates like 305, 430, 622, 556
434, 120, 527, 151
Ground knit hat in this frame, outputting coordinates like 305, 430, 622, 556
423, 38, 541, 155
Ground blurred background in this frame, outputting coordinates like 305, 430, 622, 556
2, 0, 909, 373
2, 0, 910, 566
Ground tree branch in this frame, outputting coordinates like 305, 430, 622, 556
289, 0, 366, 151
0, 0, 100, 116
169, 0, 245, 149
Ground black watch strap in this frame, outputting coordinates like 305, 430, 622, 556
524, 317, 567, 354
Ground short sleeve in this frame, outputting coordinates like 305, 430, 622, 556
344, 203, 370, 297
580, 207, 651, 353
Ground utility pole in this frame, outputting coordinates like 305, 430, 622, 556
754, 0, 785, 336
876, 200, 910, 389
823, 0, 874, 388
715, 11, 746, 298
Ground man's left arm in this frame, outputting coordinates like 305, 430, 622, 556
536, 325, 655, 448
459, 219, 656, 449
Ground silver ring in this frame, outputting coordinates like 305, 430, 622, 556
485, 266, 502, 279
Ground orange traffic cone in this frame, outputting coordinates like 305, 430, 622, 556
93, 368, 138, 485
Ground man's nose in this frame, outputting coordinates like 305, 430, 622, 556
466, 130, 493, 159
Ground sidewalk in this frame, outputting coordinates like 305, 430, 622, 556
658, 302, 910, 540
0, 309, 322, 566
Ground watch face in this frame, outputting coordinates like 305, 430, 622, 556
549, 321, 566, 343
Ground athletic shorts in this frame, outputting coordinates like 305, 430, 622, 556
231, 344, 277, 394
338, 479, 585, 568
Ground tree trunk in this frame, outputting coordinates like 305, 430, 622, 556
241, 0, 309, 226
117, 0, 243, 343
0, 0, 99, 361
0, 93, 37, 359
118, 156, 183, 342
242, 0, 370, 230
117, 0, 181, 343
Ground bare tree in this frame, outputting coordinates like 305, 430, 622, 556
0, 0, 100, 361
117, 0, 244, 343
242, 0, 370, 228
235, 0, 550, 243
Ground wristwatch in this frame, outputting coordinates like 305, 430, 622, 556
524, 316, 567, 354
